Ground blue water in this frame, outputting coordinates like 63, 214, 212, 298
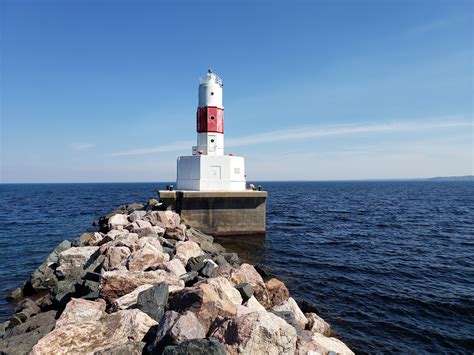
1, 181, 473, 353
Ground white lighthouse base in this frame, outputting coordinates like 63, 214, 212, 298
176, 155, 246, 191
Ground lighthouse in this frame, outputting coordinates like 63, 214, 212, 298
176, 70, 246, 191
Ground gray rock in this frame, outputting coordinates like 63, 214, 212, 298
213, 255, 230, 267
271, 310, 297, 326
128, 210, 147, 222
29, 240, 72, 292
165, 225, 186, 241
85, 254, 105, 273
162, 337, 225, 355
0, 322, 55, 354
185, 228, 214, 245
146, 311, 205, 353
180, 271, 198, 285
0, 321, 9, 339
199, 241, 226, 256
35, 294, 54, 311
137, 284, 169, 322
8, 310, 56, 337
235, 283, 254, 303
159, 237, 177, 248
51, 268, 85, 306
6, 287, 23, 302
222, 253, 240, 266
186, 255, 212, 272
14, 298, 40, 320
201, 259, 218, 278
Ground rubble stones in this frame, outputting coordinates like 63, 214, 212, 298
2, 204, 352, 355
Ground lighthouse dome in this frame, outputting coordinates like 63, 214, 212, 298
198, 70, 223, 108
199, 70, 223, 87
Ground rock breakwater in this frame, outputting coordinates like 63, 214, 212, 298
0, 202, 353, 354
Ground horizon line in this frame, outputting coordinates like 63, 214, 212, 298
1, 175, 473, 185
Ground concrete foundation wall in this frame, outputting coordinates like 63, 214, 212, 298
159, 190, 267, 236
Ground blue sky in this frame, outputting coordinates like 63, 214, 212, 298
1, 0, 472, 183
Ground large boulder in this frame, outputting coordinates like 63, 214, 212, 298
103, 246, 131, 271
229, 263, 270, 308
79, 232, 104, 247
156, 258, 187, 277
32, 309, 157, 354
165, 224, 187, 241
234, 283, 254, 303
108, 214, 129, 229
143, 211, 167, 228
201, 259, 218, 278
128, 210, 146, 222
127, 244, 169, 272
168, 277, 239, 331
55, 298, 106, 328
272, 297, 307, 329
56, 246, 99, 278
306, 312, 332, 336
175, 241, 205, 264
209, 311, 297, 354
266, 278, 290, 307
185, 228, 213, 245
136, 284, 169, 322
126, 220, 157, 237
106, 229, 129, 240
0, 318, 56, 354
111, 284, 154, 311
6, 310, 56, 338
296, 331, 354, 355
99, 270, 184, 303
162, 337, 225, 355
138, 236, 163, 252
100, 233, 140, 254
146, 311, 206, 353
205, 277, 243, 306
156, 211, 181, 228
29, 240, 71, 292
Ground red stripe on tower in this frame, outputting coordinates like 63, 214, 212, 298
197, 106, 224, 133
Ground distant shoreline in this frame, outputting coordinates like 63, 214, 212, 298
1, 176, 473, 185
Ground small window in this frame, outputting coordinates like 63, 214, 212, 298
211, 92, 214, 96
210, 116, 215, 120
210, 139, 215, 143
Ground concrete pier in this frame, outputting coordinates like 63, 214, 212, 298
158, 190, 267, 236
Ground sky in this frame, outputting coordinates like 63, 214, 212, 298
1, 0, 473, 183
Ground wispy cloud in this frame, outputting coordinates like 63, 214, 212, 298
226, 118, 471, 147
107, 117, 472, 157
407, 15, 470, 34
70, 143, 96, 151
108, 140, 193, 157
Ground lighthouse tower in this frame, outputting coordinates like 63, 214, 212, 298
176, 70, 246, 191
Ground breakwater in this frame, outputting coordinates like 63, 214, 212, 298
0, 201, 353, 354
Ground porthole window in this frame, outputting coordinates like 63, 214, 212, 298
210, 116, 215, 120
211, 92, 214, 96
211, 139, 215, 143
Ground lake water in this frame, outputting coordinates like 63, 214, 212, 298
0, 181, 473, 353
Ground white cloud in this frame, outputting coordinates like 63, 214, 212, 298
107, 117, 472, 157
407, 15, 470, 34
69, 143, 96, 151
108, 140, 193, 157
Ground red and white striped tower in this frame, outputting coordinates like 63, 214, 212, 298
194, 69, 224, 156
